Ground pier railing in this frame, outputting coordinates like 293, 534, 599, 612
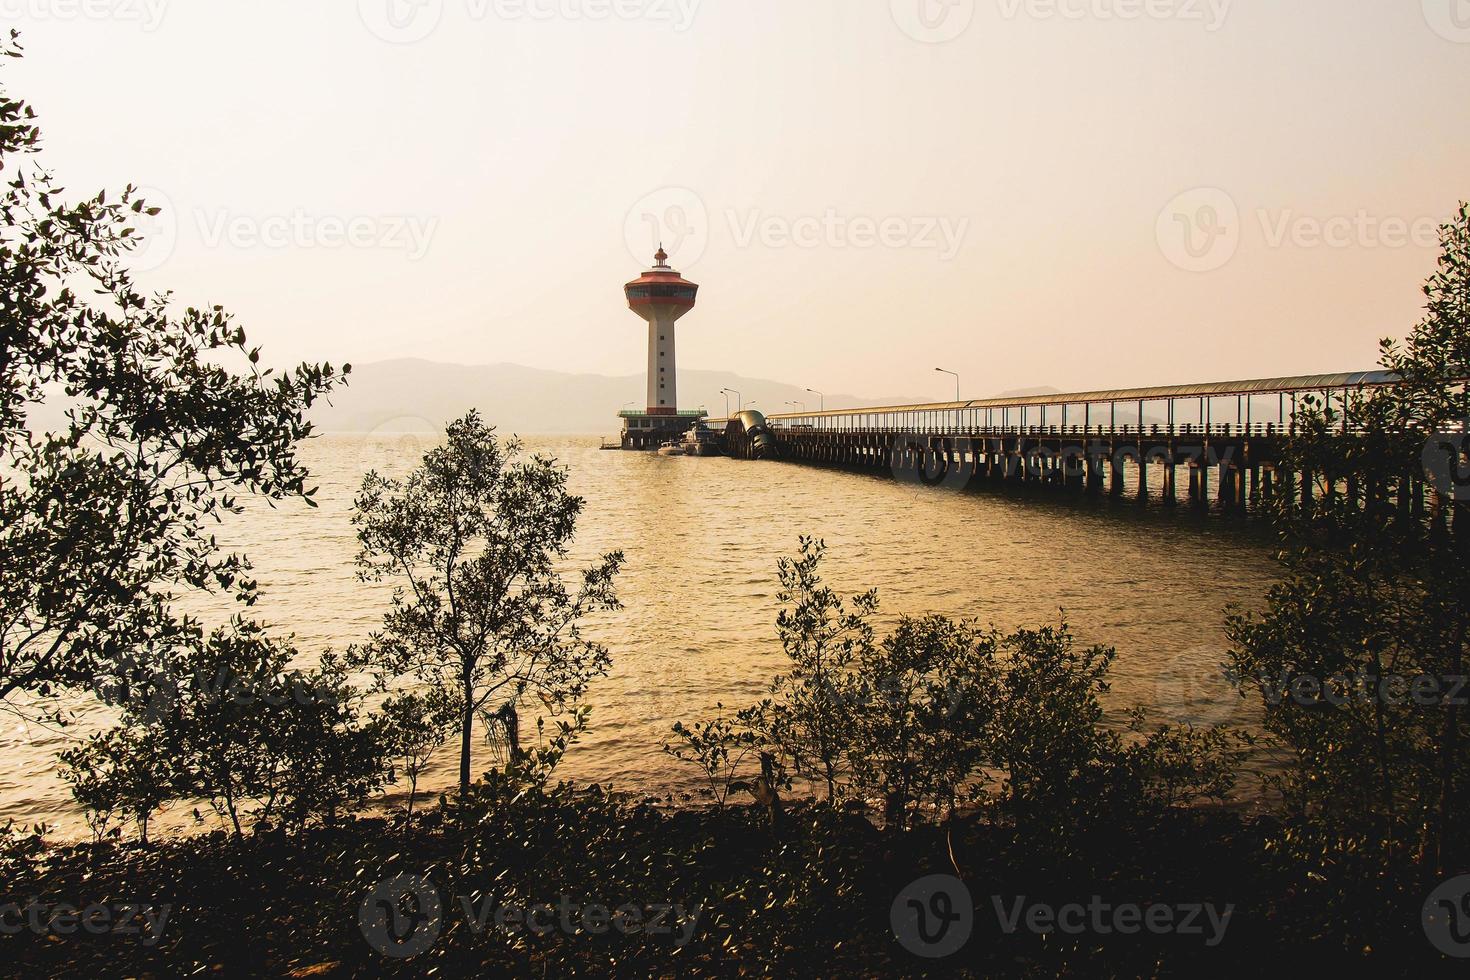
709, 370, 1405, 441
763, 422, 1313, 438
708, 372, 1470, 517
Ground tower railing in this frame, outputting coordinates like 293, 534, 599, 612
618, 409, 708, 419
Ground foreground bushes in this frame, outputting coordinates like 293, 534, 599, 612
668, 537, 1245, 853
59, 622, 390, 841
0, 780, 1445, 978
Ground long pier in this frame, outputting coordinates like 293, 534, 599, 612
711, 371, 1430, 514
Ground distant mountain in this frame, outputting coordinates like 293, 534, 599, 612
308, 359, 933, 435
23, 360, 1077, 438
990, 385, 1064, 399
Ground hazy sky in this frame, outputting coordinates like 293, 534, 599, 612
10, 1, 1468, 400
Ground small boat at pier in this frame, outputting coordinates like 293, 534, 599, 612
680, 421, 722, 457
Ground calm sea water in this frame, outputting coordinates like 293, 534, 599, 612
0, 435, 1282, 836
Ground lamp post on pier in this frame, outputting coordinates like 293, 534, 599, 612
935, 367, 960, 402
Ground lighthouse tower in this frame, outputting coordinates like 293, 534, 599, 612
620, 247, 704, 449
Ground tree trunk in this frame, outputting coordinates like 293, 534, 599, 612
223, 787, 242, 838
459, 681, 474, 800
1369, 649, 1396, 852
1434, 617, 1466, 874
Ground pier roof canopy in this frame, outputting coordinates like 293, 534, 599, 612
753, 371, 1402, 420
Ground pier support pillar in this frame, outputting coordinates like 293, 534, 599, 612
1085, 447, 1103, 494
1065, 448, 1086, 492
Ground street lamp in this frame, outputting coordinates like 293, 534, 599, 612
806, 388, 825, 412
935, 367, 960, 402
720, 387, 742, 412
621, 400, 636, 415
786, 400, 806, 413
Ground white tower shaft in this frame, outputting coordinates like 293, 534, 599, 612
647, 313, 678, 413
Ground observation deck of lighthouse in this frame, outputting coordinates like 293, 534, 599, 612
625, 283, 698, 302
4, 7, 1469, 980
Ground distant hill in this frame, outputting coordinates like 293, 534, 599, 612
308, 359, 934, 435
990, 385, 1065, 399
23, 360, 1083, 437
